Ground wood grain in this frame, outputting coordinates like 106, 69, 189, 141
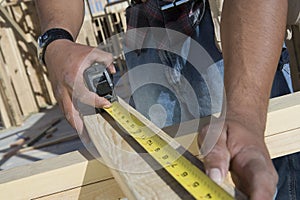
0, 6, 38, 116
35, 178, 125, 200
0, 150, 113, 200
83, 112, 182, 200
0, 92, 299, 199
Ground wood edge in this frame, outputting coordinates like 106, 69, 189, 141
0, 150, 114, 199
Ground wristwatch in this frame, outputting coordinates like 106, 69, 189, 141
37, 28, 74, 66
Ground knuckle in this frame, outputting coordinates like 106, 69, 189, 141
204, 146, 230, 165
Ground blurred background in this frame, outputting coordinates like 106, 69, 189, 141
0, 0, 129, 170
0, 0, 129, 129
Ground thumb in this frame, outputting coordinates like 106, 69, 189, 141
199, 127, 230, 185
230, 147, 278, 199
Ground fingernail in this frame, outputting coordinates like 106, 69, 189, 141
103, 103, 112, 109
209, 168, 222, 185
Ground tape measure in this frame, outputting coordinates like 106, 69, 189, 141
104, 101, 234, 200
83, 63, 235, 199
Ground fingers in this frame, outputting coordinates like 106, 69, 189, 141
93, 50, 116, 74
56, 88, 83, 132
74, 46, 115, 74
60, 92, 92, 144
73, 82, 112, 108
86, 48, 115, 72
198, 125, 230, 185
231, 147, 278, 200
93, 48, 114, 66
47, 43, 116, 141
107, 62, 116, 74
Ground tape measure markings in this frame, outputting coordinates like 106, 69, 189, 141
105, 101, 233, 200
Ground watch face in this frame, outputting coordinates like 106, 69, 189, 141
42, 33, 49, 41
37, 34, 47, 63
37, 36, 43, 48
38, 33, 49, 48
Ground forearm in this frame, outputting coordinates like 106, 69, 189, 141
35, 0, 84, 39
221, 0, 288, 133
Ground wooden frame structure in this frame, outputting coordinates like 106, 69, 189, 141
0, 0, 128, 128
0, 92, 300, 199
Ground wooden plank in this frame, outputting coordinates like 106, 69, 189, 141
173, 127, 300, 159
83, 114, 181, 200
2, 2, 57, 107
0, 91, 10, 128
259, 92, 300, 136
77, 17, 98, 46
266, 128, 300, 158
0, 21, 38, 116
0, 150, 114, 200
0, 57, 12, 128
13, 1, 54, 107
167, 92, 300, 159
83, 98, 237, 199
0, 41, 23, 127
163, 92, 300, 140
0, 92, 299, 199
35, 178, 125, 200
0, 4, 37, 48
77, 1, 98, 47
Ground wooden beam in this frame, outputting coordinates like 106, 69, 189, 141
0, 5, 37, 48
83, 92, 300, 199
0, 90, 11, 128
0, 92, 299, 199
0, 150, 114, 200
1, 2, 57, 108
35, 178, 125, 200
83, 110, 183, 199
167, 92, 300, 159
76, 1, 98, 47
0, 18, 38, 117
0, 46, 23, 127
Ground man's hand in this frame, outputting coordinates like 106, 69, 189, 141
198, 119, 278, 199
44, 40, 115, 134
210, 0, 287, 198
35, 0, 116, 137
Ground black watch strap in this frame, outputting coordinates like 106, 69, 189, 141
38, 28, 74, 65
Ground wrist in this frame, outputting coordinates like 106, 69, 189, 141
37, 28, 74, 66
225, 108, 267, 135
223, 93, 270, 133
44, 39, 74, 67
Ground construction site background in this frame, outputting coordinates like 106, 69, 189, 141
0, 0, 129, 129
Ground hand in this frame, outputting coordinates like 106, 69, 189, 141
198, 118, 278, 199
44, 40, 115, 135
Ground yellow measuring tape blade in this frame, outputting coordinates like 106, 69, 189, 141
105, 102, 234, 200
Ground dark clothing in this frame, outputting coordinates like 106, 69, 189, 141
125, 0, 205, 49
